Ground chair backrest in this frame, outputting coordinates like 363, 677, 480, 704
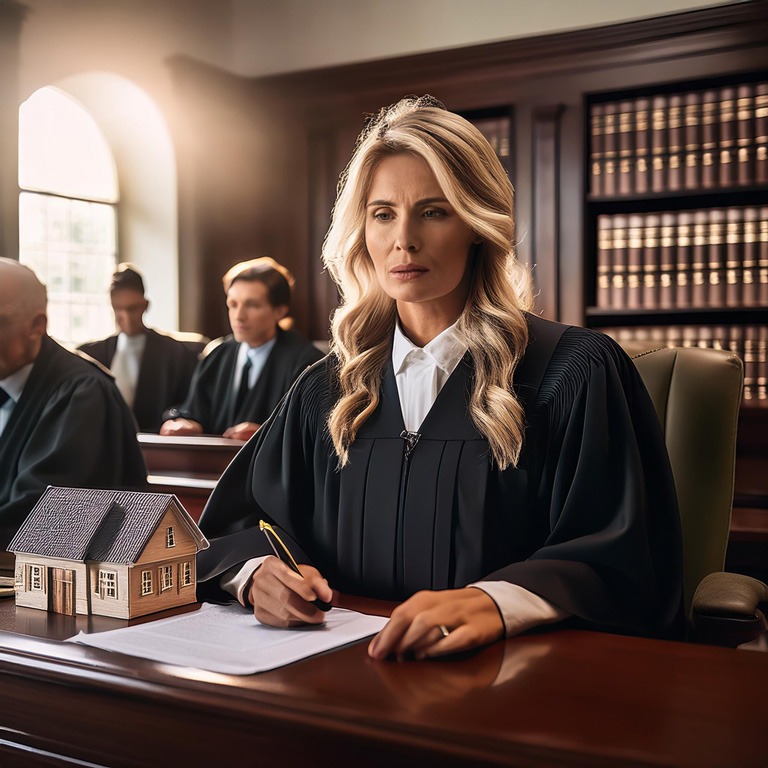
621, 344, 744, 614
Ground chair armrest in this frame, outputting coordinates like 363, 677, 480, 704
690, 572, 768, 647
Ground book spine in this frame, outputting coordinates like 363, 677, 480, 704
707, 208, 726, 307
590, 103, 604, 195
596, 215, 611, 307
759, 206, 768, 306
725, 207, 743, 308
634, 97, 651, 194
736, 83, 755, 186
675, 211, 693, 308
610, 215, 627, 309
758, 325, 767, 402
642, 214, 660, 309
627, 214, 644, 309
603, 102, 618, 196
744, 325, 757, 401
658, 212, 676, 310
691, 210, 709, 306
618, 100, 635, 195
683, 91, 701, 190
651, 95, 667, 193
742, 207, 759, 307
667, 94, 684, 191
719, 86, 737, 186
756, 82, 768, 184
700, 89, 719, 188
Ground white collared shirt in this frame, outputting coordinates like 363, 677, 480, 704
232, 337, 277, 398
0, 363, 34, 437
111, 333, 147, 408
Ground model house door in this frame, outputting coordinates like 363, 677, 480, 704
51, 568, 75, 615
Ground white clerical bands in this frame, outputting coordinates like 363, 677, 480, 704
437, 624, 451, 639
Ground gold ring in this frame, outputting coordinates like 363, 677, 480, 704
438, 624, 450, 639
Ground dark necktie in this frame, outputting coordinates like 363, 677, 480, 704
234, 357, 252, 414
0, 386, 10, 408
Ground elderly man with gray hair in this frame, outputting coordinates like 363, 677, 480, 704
0, 258, 147, 555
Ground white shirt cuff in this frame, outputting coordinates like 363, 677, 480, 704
471, 581, 570, 637
220, 556, 268, 606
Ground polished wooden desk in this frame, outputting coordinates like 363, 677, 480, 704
0, 597, 766, 768
139, 434, 244, 520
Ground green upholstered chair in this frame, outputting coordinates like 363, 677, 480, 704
621, 342, 768, 646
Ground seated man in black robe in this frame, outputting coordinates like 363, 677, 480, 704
0, 258, 147, 555
160, 258, 323, 442
79, 264, 206, 433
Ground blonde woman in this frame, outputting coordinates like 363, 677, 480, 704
198, 96, 683, 659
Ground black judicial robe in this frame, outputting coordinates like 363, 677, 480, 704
79, 328, 203, 432
0, 335, 148, 549
174, 328, 324, 435
197, 315, 684, 639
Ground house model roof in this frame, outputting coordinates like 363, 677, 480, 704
8, 486, 209, 563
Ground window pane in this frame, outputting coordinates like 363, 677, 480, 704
19, 192, 117, 345
19, 87, 118, 203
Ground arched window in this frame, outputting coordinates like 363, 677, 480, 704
18, 86, 119, 345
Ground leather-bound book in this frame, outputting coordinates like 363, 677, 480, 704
756, 82, 767, 184
683, 91, 701, 189
651, 95, 668, 192
736, 83, 755, 186
707, 208, 726, 307
742, 207, 759, 307
718, 86, 737, 186
634, 97, 651, 194
757, 324, 767, 402
602, 102, 618, 196
667, 94, 684, 191
658, 212, 676, 309
744, 325, 757, 401
759, 206, 768, 306
596, 215, 612, 307
675, 211, 693, 308
641, 213, 660, 309
618, 100, 635, 195
610, 215, 628, 308
590, 103, 605, 195
691, 210, 709, 306
700, 89, 719, 188
626, 214, 644, 309
725, 207, 744, 307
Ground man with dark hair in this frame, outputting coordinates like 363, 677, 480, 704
79, 263, 206, 433
0, 258, 147, 552
160, 257, 323, 441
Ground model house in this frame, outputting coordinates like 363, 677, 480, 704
9, 486, 209, 619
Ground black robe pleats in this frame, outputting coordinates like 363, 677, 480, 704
197, 314, 683, 639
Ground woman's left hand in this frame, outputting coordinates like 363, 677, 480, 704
368, 587, 504, 661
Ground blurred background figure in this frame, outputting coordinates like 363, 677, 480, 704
79, 263, 207, 433
0, 258, 147, 557
160, 257, 324, 441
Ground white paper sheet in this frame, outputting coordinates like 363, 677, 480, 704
67, 602, 388, 675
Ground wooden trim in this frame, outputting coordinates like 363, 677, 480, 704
251, 3, 768, 100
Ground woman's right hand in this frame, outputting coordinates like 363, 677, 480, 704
248, 556, 332, 627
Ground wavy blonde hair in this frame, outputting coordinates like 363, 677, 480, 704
322, 96, 532, 469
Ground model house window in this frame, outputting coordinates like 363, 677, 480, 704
28, 564, 44, 592
141, 570, 153, 596
160, 565, 173, 592
180, 561, 192, 587
98, 569, 117, 600
166, 526, 175, 547
18, 86, 118, 346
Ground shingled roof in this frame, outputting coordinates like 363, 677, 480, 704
8, 486, 208, 563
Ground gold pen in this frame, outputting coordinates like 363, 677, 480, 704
259, 519, 332, 611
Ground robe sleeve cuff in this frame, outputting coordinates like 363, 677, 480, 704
470, 581, 571, 637
219, 556, 267, 606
